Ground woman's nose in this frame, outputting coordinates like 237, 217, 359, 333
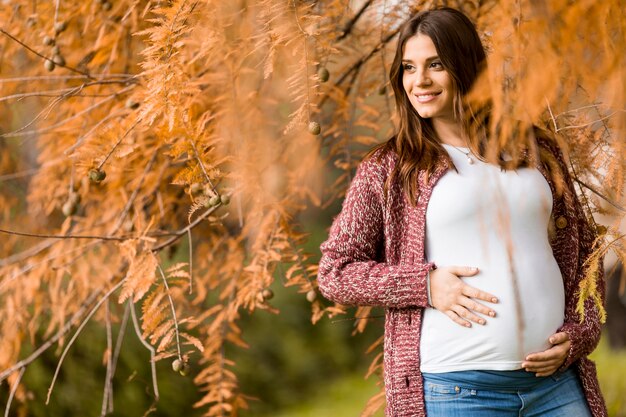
416, 69, 432, 87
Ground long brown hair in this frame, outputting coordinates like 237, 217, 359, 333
367, 7, 488, 206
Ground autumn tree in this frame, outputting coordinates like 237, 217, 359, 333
0, 0, 624, 416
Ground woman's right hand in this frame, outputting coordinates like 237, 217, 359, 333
429, 266, 498, 328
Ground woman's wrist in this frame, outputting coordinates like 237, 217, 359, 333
426, 269, 434, 307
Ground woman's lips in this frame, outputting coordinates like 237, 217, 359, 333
414, 92, 441, 103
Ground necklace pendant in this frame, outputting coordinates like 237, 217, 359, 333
467, 156, 474, 164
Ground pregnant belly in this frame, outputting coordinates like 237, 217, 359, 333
419, 257, 565, 373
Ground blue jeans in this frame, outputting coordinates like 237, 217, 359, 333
422, 368, 592, 417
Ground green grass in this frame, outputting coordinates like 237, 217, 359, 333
263, 372, 384, 417
262, 335, 626, 417
590, 336, 626, 417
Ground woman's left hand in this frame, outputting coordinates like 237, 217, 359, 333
522, 332, 571, 377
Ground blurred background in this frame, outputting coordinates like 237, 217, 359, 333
1, 0, 625, 416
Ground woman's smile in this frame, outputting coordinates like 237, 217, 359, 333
402, 33, 455, 122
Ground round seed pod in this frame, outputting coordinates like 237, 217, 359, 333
189, 183, 202, 194
261, 288, 274, 300
220, 194, 230, 205
44, 59, 55, 72
52, 54, 65, 67
317, 67, 329, 83
306, 290, 317, 303
62, 201, 77, 217
43, 36, 55, 46
88, 168, 106, 183
52, 45, 61, 55
125, 98, 140, 109
54, 21, 67, 35
308, 121, 321, 135
102, 1, 112, 11
179, 362, 190, 376
68, 192, 81, 205
172, 359, 182, 372
208, 195, 220, 206
123, 219, 134, 232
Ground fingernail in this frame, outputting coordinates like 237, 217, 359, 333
489, 311, 495, 317
479, 319, 485, 325
549, 338, 555, 343
492, 297, 498, 303
465, 323, 471, 328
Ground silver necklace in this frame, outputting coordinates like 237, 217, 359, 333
448, 144, 475, 165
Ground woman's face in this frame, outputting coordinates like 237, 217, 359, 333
401, 33, 456, 123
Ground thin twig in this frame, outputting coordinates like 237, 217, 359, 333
556, 111, 622, 132
97, 118, 141, 170
292, 0, 312, 121
46, 280, 125, 404
156, 264, 182, 360
187, 228, 193, 294
3, 366, 25, 417
0, 74, 135, 83
336, 0, 373, 41
0, 84, 124, 103
100, 301, 113, 417
1, 86, 134, 138
0, 228, 127, 241
574, 178, 625, 213
0, 28, 93, 78
129, 301, 159, 400
151, 203, 221, 252
106, 302, 130, 414
0, 288, 103, 383
187, 138, 215, 191
64, 110, 128, 155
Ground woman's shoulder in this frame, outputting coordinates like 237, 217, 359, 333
359, 143, 399, 179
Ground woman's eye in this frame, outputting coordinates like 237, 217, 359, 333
402, 63, 415, 71
430, 61, 443, 69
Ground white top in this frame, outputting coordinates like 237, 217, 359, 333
419, 144, 565, 373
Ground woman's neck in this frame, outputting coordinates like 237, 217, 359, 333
432, 118, 466, 147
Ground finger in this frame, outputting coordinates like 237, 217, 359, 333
535, 369, 558, 377
524, 365, 557, 374
444, 310, 472, 328
451, 305, 486, 325
525, 346, 567, 362
448, 266, 480, 277
548, 332, 570, 344
458, 297, 497, 318
461, 284, 499, 304
522, 358, 562, 368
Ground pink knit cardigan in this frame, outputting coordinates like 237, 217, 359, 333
317, 137, 607, 417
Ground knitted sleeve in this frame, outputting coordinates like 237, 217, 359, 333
551, 145, 606, 370
317, 156, 434, 308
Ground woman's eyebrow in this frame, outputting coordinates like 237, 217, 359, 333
401, 55, 440, 63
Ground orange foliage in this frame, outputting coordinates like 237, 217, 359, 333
0, 0, 624, 416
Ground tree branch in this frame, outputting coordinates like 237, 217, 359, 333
0, 28, 93, 78
336, 0, 374, 41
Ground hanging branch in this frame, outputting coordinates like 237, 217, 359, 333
0, 28, 93, 78
129, 301, 159, 401
46, 280, 126, 404
336, 0, 374, 41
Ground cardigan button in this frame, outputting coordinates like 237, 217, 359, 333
555, 216, 568, 229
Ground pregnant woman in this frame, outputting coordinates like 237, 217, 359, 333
317, 7, 606, 417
